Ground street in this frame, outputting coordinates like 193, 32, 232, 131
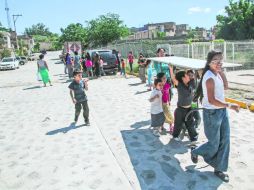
0, 51, 254, 190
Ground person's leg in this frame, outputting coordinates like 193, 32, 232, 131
64, 64, 67, 74
82, 101, 90, 124
74, 103, 82, 123
193, 111, 201, 128
185, 110, 198, 142
142, 67, 146, 83
192, 109, 223, 166
215, 109, 230, 172
129, 62, 133, 72
172, 108, 185, 139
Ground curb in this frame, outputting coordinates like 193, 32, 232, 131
225, 98, 254, 111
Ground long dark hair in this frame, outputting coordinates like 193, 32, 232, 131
193, 50, 222, 102
86, 52, 91, 60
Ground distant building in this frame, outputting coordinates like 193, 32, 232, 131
176, 24, 190, 36
127, 22, 193, 40
0, 31, 11, 48
146, 22, 176, 37
194, 27, 208, 39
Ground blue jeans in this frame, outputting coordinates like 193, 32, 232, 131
192, 108, 230, 172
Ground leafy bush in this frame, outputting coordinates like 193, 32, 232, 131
0, 48, 12, 59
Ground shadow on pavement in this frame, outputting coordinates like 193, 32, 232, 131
135, 90, 150, 95
121, 126, 223, 189
23, 86, 42, 90
129, 82, 144, 86
46, 123, 85, 135
130, 120, 151, 129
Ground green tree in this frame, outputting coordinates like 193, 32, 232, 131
24, 23, 52, 36
0, 22, 9, 32
156, 32, 166, 39
216, 0, 254, 40
33, 42, 40, 53
59, 23, 87, 46
86, 13, 129, 47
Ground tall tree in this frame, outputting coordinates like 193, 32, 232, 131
59, 23, 87, 46
24, 23, 52, 36
216, 0, 254, 40
0, 22, 9, 32
86, 13, 129, 47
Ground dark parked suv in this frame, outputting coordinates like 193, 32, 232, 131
87, 50, 118, 74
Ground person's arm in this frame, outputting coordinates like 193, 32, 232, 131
218, 71, 229, 90
69, 89, 76, 104
44, 61, 49, 71
169, 66, 178, 86
149, 92, 159, 102
83, 79, 88, 91
206, 78, 239, 112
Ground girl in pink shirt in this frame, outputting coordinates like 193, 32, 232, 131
85, 53, 93, 77
157, 72, 174, 133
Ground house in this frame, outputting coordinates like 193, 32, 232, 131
146, 22, 176, 37
0, 31, 11, 48
176, 24, 190, 36
194, 27, 208, 39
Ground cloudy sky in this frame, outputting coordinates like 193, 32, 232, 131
0, 0, 229, 34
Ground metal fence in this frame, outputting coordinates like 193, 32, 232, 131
103, 40, 254, 69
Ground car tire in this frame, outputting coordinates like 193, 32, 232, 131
20, 61, 24, 65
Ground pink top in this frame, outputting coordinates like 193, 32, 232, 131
85, 60, 93, 68
128, 54, 134, 63
99, 59, 104, 67
162, 83, 171, 103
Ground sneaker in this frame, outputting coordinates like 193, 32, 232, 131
152, 129, 160, 137
174, 137, 182, 142
159, 127, 167, 135
191, 147, 198, 164
72, 121, 77, 126
85, 120, 90, 126
214, 171, 229, 183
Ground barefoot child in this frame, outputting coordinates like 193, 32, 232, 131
157, 72, 174, 133
68, 70, 90, 126
149, 78, 165, 137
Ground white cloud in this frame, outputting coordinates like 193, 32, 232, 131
188, 7, 211, 14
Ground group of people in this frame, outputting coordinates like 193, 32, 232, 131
64, 51, 106, 79
147, 48, 240, 182
36, 47, 240, 183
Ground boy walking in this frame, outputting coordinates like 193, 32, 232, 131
68, 70, 90, 126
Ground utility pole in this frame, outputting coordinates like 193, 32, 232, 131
5, 0, 12, 30
12, 14, 22, 49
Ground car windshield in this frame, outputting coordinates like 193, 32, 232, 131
16, 57, 20, 60
2, 58, 14, 62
